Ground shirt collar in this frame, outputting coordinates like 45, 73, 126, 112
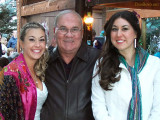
48, 42, 88, 64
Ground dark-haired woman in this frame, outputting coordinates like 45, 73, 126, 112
91, 11, 160, 120
0, 22, 49, 120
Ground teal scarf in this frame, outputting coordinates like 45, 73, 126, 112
119, 47, 149, 120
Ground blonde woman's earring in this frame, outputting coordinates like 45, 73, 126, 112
134, 38, 136, 48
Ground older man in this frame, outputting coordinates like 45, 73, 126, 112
41, 10, 100, 120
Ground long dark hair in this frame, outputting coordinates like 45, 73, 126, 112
97, 10, 141, 90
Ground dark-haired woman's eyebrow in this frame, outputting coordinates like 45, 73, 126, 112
122, 25, 129, 28
112, 25, 117, 27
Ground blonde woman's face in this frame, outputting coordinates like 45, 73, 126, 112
21, 28, 46, 64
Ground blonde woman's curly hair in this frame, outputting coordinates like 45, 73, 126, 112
34, 48, 49, 82
20, 22, 49, 82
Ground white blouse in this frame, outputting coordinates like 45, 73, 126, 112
34, 82, 48, 120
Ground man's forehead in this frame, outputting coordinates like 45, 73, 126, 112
57, 20, 81, 28
60, 12, 77, 18
57, 24, 80, 28
58, 13, 81, 22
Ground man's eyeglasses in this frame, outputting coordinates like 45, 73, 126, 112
56, 27, 82, 35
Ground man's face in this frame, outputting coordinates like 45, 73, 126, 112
55, 13, 83, 55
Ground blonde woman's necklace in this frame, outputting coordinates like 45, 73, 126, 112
30, 70, 38, 85
34, 75, 38, 84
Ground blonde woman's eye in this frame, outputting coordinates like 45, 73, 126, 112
40, 39, 45, 41
29, 38, 35, 41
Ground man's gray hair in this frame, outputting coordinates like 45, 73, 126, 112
54, 10, 83, 29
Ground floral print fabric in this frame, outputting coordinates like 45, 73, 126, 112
0, 53, 37, 120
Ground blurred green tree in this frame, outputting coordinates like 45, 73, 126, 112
146, 17, 160, 54
0, 0, 17, 38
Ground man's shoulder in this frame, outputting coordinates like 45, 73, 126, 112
85, 46, 101, 61
47, 48, 59, 63
87, 46, 101, 55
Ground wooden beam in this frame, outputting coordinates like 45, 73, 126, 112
93, 0, 143, 5
75, 0, 88, 43
75, 0, 85, 17
134, 9, 160, 18
21, 0, 75, 17
104, 1, 160, 10
93, 0, 158, 5
26, 0, 45, 5
106, 9, 160, 20
16, 0, 22, 53
142, 19, 146, 49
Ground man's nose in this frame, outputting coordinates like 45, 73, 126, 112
65, 29, 73, 36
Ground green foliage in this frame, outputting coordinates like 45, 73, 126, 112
0, 0, 17, 38
145, 17, 160, 55
138, 36, 143, 46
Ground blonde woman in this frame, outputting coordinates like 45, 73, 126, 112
0, 22, 49, 120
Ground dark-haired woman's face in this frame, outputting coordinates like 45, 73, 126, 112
111, 18, 137, 54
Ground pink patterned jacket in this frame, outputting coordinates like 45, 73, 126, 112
0, 53, 37, 120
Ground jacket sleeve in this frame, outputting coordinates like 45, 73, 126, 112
91, 62, 114, 120
0, 74, 24, 120
148, 59, 160, 120
7, 39, 12, 48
